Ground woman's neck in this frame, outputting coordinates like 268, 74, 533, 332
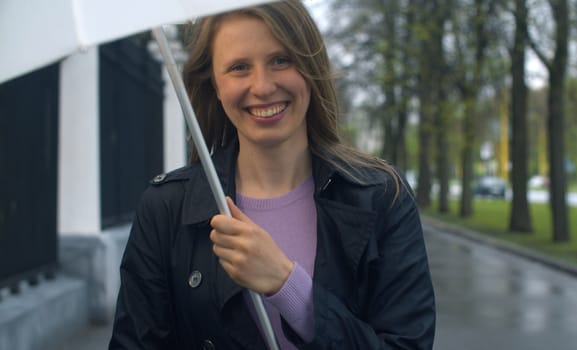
235, 141, 312, 198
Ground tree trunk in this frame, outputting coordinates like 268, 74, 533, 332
548, 81, 570, 241
394, 0, 416, 173
416, 0, 445, 209
509, 0, 532, 233
417, 100, 433, 208
395, 103, 408, 172
381, 102, 395, 161
460, 98, 475, 217
436, 71, 450, 214
548, 0, 570, 242
381, 1, 398, 164
458, 0, 492, 218
436, 100, 450, 213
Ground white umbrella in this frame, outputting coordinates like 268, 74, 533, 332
0, 0, 271, 83
0, 0, 279, 349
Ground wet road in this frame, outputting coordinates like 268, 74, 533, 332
426, 226, 577, 350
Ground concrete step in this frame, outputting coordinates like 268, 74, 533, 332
0, 276, 88, 350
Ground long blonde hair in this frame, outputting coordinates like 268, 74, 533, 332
182, 0, 401, 194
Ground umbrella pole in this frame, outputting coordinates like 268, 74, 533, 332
151, 27, 280, 350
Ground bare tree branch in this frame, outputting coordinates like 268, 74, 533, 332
527, 30, 552, 71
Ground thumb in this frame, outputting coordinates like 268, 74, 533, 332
226, 196, 254, 224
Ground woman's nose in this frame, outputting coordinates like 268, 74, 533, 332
250, 67, 276, 97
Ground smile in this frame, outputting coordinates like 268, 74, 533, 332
248, 103, 288, 118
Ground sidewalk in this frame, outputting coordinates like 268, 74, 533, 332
47, 323, 112, 350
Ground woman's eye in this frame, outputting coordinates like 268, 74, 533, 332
230, 64, 249, 72
272, 56, 291, 66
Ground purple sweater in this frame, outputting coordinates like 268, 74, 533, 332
236, 176, 317, 349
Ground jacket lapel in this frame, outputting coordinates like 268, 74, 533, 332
181, 140, 267, 348
311, 155, 379, 303
181, 140, 238, 225
314, 197, 376, 299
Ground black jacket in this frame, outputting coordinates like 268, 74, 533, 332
109, 141, 435, 349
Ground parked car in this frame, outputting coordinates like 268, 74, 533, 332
528, 175, 549, 189
474, 176, 507, 198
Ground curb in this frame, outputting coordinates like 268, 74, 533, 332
421, 215, 577, 278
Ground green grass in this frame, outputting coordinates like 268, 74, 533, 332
422, 199, 577, 266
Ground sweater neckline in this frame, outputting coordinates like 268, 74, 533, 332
236, 175, 314, 210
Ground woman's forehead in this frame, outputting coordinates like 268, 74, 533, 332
211, 15, 285, 57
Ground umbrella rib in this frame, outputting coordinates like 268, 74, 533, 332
71, 0, 88, 49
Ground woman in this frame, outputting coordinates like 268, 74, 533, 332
109, 1, 435, 349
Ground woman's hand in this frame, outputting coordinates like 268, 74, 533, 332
210, 197, 294, 295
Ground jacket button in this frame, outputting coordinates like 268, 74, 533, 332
188, 270, 202, 288
202, 339, 215, 350
152, 173, 166, 183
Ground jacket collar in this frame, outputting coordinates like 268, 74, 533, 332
182, 139, 384, 225
311, 146, 386, 193
182, 140, 238, 225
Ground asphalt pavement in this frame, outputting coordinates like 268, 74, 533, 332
49, 219, 577, 350
426, 219, 577, 350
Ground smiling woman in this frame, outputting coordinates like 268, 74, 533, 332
109, 1, 436, 349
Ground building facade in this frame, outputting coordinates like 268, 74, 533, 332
0, 33, 187, 349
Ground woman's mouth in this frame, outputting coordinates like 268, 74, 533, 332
248, 103, 288, 118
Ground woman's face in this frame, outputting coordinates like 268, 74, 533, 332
211, 14, 311, 150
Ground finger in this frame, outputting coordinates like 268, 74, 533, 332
226, 197, 254, 224
211, 228, 251, 254
212, 237, 235, 257
210, 229, 234, 248
210, 213, 242, 235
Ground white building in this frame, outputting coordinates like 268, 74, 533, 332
0, 32, 187, 350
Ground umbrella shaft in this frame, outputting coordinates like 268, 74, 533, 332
151, 26, 279, 350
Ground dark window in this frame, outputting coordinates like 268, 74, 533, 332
99, 37, 164, 228
0, 64, 59, 289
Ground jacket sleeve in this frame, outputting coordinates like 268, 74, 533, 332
294, 182, 436, 349
109, 187, 179, 349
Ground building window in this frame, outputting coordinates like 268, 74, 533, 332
99, 37, 164, 228
0, 64, 59, 287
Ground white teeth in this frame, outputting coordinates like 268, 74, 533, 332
250, 103, 287, 118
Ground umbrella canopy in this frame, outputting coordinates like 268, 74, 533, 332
1, 1, 281, 349
0, 0, 271, 83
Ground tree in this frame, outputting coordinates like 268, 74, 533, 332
378, 0, 419, 173
414, 0, 449, 208
564, 78, 577, 184
326, 0, 425, 177
529, 0, 570, 242
450, 0, 499, 217
436, 93, 453, 213
509, 0, 533, 233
